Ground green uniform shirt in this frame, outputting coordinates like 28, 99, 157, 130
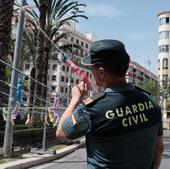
62, 83, 163, 169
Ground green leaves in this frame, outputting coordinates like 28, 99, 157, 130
141, 80, 160, 101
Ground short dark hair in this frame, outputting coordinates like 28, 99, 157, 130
95, 62, 129, 77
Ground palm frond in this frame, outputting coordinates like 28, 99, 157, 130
53, 32, 67, 43
57, 3, 87, 22
33, 0, 40, 10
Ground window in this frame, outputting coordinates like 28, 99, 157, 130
61, 76, 65, 82
162, 74, 168, 82
159, 45, 169, 53
158, 59, 160, 70
53, 64, 57, 70
25, 64, 30, 70
65, 88, 68, 93
159, 17, 170, 25
62, 65, 65, 71
66, 66, 69, 72
52, 75, 56, 81
133, 68, 136, 72
51, 86, 56, 91
81, 41, 84, 47
76, 39, 79, 44
159, 31, 170, 39
166, 17, 170, 24
66, 77, 68, 82
71, 37, 74, 42
60, 87, 64, 93
162, 58, 168, 69
85, 43, 88, 49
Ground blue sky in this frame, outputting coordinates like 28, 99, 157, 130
75, 0, 170, 74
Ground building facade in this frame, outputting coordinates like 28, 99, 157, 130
126, 61, 158, 86
47, 22, 95, 100
158, 11, 170, 86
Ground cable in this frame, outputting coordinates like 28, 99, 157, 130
0, 59, 68, 100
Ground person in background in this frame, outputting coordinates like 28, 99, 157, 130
56, 39, 164, 169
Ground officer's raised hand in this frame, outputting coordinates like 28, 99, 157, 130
71, 81, 88, 103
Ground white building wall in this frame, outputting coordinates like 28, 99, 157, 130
47, 23, 95, 99
158, 11, 170, 85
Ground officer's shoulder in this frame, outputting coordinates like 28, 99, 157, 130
135, 86, 151, 95
82, 92, 105, 106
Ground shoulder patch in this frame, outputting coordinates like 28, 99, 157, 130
83, 97, 93, 105
82, 92, 105, 106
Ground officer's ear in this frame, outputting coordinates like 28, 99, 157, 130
98, 67, 105, 79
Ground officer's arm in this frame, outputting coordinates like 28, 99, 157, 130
153, 136, 164, 169
56, 98, 80, 141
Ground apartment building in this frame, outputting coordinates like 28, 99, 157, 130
47, 22, 95, 100
126, 61, 158, 86
157, 11, 170, 121
158, 11, 170, 86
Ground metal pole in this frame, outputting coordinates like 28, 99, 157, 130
147, 59, 151, 81
42, 102, 48, 151
3, 0, 26, 157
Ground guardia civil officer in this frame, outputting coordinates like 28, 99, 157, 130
56, 39, 164, 169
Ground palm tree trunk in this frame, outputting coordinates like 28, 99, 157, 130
42, 38, 50, 104
0, 0, 14, 131
33, 0, 48, 107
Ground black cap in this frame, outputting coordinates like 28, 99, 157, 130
81, 39, 130, 67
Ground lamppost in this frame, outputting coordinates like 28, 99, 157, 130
147, 59, 151, 81
3, 0, 26, 157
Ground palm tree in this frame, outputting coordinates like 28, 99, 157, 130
0, 0, 14, 133
0, 0, 14, 91
26, 0, 87, 105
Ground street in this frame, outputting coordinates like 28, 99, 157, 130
30, 145, 87, 169
160, 130, 170, 169
30, 131, 170, 169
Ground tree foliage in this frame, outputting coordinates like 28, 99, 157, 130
141, 80, 160, 101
